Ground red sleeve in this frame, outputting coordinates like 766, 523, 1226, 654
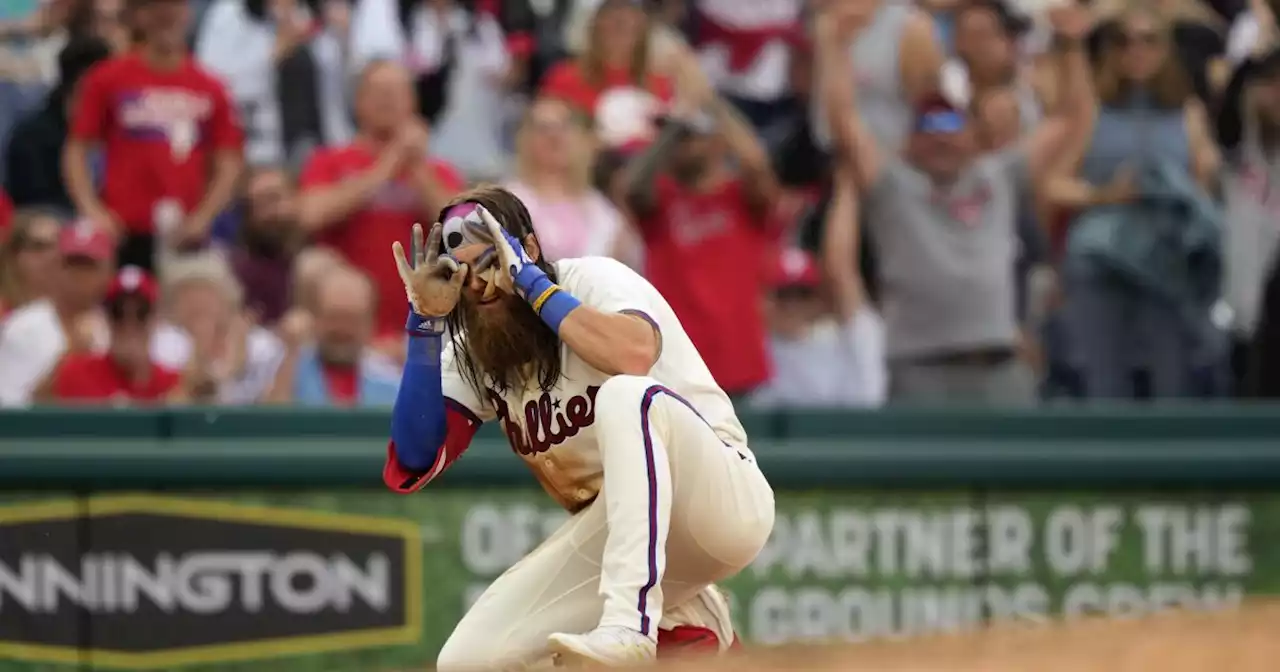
383, 401, 483, 493
299, 149, 341, 188
207, 80, 245, 150
70, 64, 111, 141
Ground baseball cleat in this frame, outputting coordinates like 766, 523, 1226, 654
548, 626, 657, 667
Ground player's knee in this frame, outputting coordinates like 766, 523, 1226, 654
594, 374, 661, 421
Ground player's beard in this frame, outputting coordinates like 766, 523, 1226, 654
454, 290, 561, 395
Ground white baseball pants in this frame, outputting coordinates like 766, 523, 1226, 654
436, 374, 775, 670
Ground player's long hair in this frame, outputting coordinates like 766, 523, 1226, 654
440, 185, 564, 398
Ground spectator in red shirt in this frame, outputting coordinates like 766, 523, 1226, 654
540, 0, 674, 148
50, 266, 190, 404
622, 48, 781, 398
298, 59, 463, 348
63, 0, 245, 272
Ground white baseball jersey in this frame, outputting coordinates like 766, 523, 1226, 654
441, 257, 749, 511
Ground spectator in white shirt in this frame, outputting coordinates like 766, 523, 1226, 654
0, 221, 114, 407
750, 246, 887, 409
150, 251, 285, 405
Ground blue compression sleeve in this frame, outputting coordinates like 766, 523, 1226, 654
391, 314, 447, 471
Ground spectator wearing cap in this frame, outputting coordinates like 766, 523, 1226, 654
298, 60, 463, 348
230, 166, 301, 325
750, 232, 887, 410
0, 222, 114, 407
4, 37, 112, 212
1046, 4, 1222, 399
63, 0, 244, 273
1216, 35, 1280, 394
541, 0, 674, 149
48, 265, 189, 404
151, 252, 284, 404
623, 42, 780, 399
815, 3, 1093, 405
264, 264, 400, 407
0, 209, 63, 317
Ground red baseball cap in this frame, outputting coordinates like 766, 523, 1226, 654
105, 265, 158, 305
769, 248, 822, 290
59, 222, 115, 262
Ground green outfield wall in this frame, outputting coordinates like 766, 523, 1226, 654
1, 407, 1279, 671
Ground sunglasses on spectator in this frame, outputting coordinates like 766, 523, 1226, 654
1116, 31, 1161, 48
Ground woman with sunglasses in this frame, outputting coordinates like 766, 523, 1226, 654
0, 209, 62, 319
1046, 4, 1223, 400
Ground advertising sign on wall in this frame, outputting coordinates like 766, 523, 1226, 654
1, 490, 1276, 670
0, 496, 422, 669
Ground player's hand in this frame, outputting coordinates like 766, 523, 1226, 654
393, 222, 469, 318
476, 204, 542, 300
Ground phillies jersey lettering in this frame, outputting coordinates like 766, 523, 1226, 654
489, 386, 601, 457
440, 257, 747, 511
669, 201, 732, 247
117, 88, 214, 161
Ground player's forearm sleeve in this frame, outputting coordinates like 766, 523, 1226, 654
390, 334, 448, 471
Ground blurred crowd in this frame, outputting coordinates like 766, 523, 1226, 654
1, 0, 1279, 409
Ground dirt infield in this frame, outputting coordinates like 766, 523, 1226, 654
657, 603, 1280, 672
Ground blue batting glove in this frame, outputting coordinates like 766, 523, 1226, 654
475, 204, 580, 332
476, 204, 550, 301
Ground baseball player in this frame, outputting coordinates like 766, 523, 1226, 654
384, 185, 775, 669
